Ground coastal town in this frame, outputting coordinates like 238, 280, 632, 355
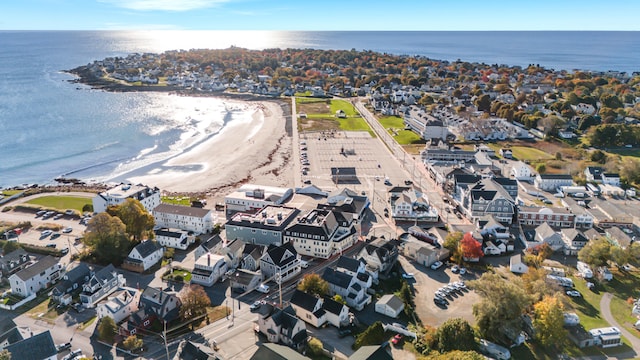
1, 47, 640, 360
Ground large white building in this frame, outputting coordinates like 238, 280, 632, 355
93, 183, 161, 213
153, 203, 215, 234
191, 253, 228, 287
9, 256, 62, 298
96, 287, 140, 324
224, 184, 293, 214
284, 209, 357, 259
403, 106, 449, 140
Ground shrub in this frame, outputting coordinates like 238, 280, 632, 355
354, 321, 386, 349
307, 337, 324, 356
174, 275, 183, 282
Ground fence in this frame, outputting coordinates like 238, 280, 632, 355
0, 293, 36, 310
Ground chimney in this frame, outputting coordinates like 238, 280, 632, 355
207, 253, 211, 267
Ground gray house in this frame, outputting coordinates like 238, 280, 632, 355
225, 205, 300, 246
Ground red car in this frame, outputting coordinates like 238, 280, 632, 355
391, 334, 403, 345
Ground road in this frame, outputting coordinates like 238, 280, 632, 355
599, 293, 640, 359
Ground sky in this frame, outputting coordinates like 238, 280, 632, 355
2, 0, 639, 31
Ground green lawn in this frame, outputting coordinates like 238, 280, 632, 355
378, 115, 405, 129
606, 148, 640, 158
509, 146, 554, 161
296, 97, 325, 104
161, 196, 191, 206
26, 196, 91, 212
329, 99, 359, 117
1, 190, 23, 196
393, 130, 423, 145
163, 268, 192, 283
337, 117, 372, 133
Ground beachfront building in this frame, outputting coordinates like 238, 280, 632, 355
93, 183, 161, 214
152, 204, 215, 234
403, 106, 449, 140
224, 184, 293, 214
225, 205, 300, 247
284, 209, 358, 259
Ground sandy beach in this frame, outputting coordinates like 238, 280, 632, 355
125, 99, 294, 196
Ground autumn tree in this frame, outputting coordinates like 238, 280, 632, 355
536, 163, 547, 174
533, 295, 567, 349
471, 273, 532, 342
106, 198, 155, 241
435, 318, 477, 352
333, 294, 346, 305
83, 212, 132, 265
521, 267, 555, 302
297, 273, 329, 297
123, 335, 143, 351
444, 231, 463, 263
307, 337, 324, 356
0, 349, 10, 360
578, 237, 612, 268
460, 232, 484, 261
179, 285, 211, 323
97, 316, 117, 343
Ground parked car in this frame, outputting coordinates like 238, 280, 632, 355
53, 213, 64, 220
36, 210, 47, 217
62, 349, 82, 360
566, 290, 581, 298
61, 247, 69, 255
459, 267, 467, 275
62, 227, 73, 233
41, 230, 53, 237
256, 284, 270, 294
431, 261, 443, 270
250, 300, 265, 311
300, 260, 309, 269
56, 342, 72, 353
46, 244, 56, 248
391, 334, 403, 345
51, 233, 61, 240
65, 210, 74, 215
451, 265, 459, 273
401, 272, 415, 279
338, 328, 352, 338
434, 297, 448, 306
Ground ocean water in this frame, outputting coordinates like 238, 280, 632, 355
0, 31, 638, 188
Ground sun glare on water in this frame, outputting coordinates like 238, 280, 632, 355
132, 30, 289, 52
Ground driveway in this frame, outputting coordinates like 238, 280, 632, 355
601, 293, 640, 356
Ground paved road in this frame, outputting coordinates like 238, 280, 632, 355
600, 292, 640, 358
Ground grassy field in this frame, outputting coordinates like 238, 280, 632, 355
337, 117, 372, 133
1, 189, 23, 196
378, 115, 405, 129
329, 99, 359, 117
393, 130, 423, 145
26, 196, 91, 212
161, 196, 191, 206
510, 146, 555, 161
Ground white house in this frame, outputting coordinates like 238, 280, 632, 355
96, 287, 140, 324
257, 305, 308, 350
322, 296, 350, 328
191, 253, 228, 287
391, 189, 439, 222
154, 228, 193, 250
80, 264, 126, 308
375, 294, 405, 318
289, 289, 326, 328
92, 183, 161, 214
230, 269, 262, 293
122, 240, 164, 273
509, 254, 529, 274
589, 327, 622, 348
534, 174, 574, 192
601, 173, 621, 187
284, 209, 357, 259
224, 184, 293, 214
322, 267, 371, 311
9, 256, 62, 298
511, 161, 535, 181
152, 204, 215, 234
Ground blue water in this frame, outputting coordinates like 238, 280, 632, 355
0, 31, 638, 188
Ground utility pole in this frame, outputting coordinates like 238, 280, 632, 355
278, 270, 283, 309
163, 321, 169, 360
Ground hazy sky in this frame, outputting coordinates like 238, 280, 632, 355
2, 0, 639, 31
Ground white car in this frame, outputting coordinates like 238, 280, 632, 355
40, 230, 53, 237
402, 273, 415, 279
256, 284, 270, 294
62, 227, 73, 233
566, 290, 581, 298
459, 267, 467, 275
300, 260, 309, 268
431, 261, 443, 270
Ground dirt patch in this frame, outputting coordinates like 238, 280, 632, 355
299, 118, 340, 132
298, 101, 330, 115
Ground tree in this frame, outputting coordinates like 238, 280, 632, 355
610, 246, 630, 267
620, 158, 640, 185
97, 316, 117, 343
333, 294, 346, 305
83, 212, 131, 265
475, 94, 491, 112
429, 351, 485, 360
123, 335, 143, 351
307, 337, 324, 356
107, 198, 155, 241
460, 232, 483, 261
297, 274, 329, 297
2, 240, 20, 254
521, 267, 555, 302
436, 318, 477, 352
471, 273, 532, 342
0, 349, 10, 360
397, 280, 414, 315
533, 295, 567, 349
578, 237, 612, 268
590, 150, 607, 163
444, 231, 463, 263
354, 321, 385, 349
536, 163, 546, 174
179, 285, 211, 323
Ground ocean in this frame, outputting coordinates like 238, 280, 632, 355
0, 31, 638, 188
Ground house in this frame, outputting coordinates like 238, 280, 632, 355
403, 241, 449, 267
154, 228, 193, 250
403, 106, 449, 140
348, 344, 393, 360
334, 256, 372, 291
122, 240, 164, 273
322, 296, 350, 328
605, 227, 634, 248
318, 188, 370, 222
230, 269, 262, 293
9, 256, 62, 298
257, 305, 308, 350
224, 184, 293, 214
375, 294, 405, 318
391, 188, 439, 222
137, 287, 181, 324
80, 264, 125, 308
226, 206, 300, 247
601, 173, 621, 187
152, 203, 215, 234
589, 327, 622, 348
96, 287, 140, 324
499, 148, 513, 159
533, 222, 564, 252
92, 183, 160, 213
194, 234, 224, 260
260, 243, 301, 284
191, 253, 228, 287
460, 178, 516, 224
249, 343, 311, 360
220, 238, 245, 270
584, 166, 604, 183
289, 289, 326, 328
241, 244, 266, 272
322, 268, 371, 311
357, 237, 399, 275
285, 209, 357, 259
51, 263, 92, 302
567, 325, 596, 349
511, 161, 535, 181
5, 330, 57, 360
0, 248, 30, 278
534, 174, 574, 192
518, 206, 575, 228
0, 320, 28, 351
509, 254, 529, 274
175, 340, 221, 360
561, 228, 589, 255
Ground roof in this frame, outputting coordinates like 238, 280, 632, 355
322, 296, 346, 316
153, 203, 211, 218
0, 248, 28, 266
54, 263, 91, 292
263, 243, 298, 267
154, 228, 186, 238
285, 209, 340, 240
250, 343, 311, 360
6, 330, 57, 360
348, 345, 393, 360
290, 289, 320, 312
336, 256, 362, 273
200, 234, 223, 251
12, 256, 58, 281
535, 222, 558, 240
178, 340, 218, 360
132, 240, 163, 258
538, 174, 574, 180
376, 294, 404, 311
322, 267, 352, 289
232, 269, 261, 286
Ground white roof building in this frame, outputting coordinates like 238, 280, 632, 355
92, 183, 161, 213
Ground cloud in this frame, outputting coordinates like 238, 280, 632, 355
98, 0, 230, 11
